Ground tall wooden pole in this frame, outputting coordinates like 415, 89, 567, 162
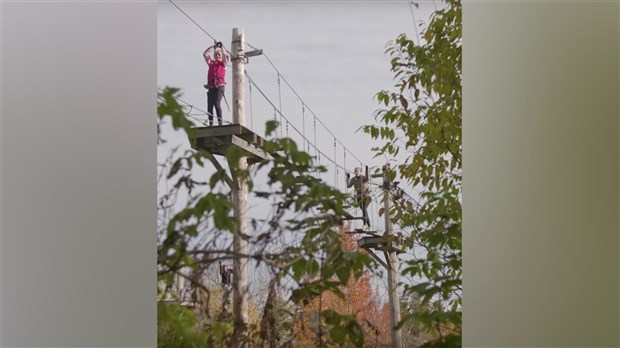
383, 164, 403, 348
231, 27, 249, 347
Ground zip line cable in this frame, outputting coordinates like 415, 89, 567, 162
305, 103, 365, 167
313, 116, 322, 180
246, 73, 337, 177
163, 92, 232, 126
334, 138, 338, 190
343, 147, 347, 175
246, 73, 357, 176
244, 73, 307, 141
159, 88, 210, 124
165, 2, 371, 178
164, 2, 369, 177
246, 43, 366, 171
163, 5, 424, 220
273, 107, 278, 138
277, 73, 283, 139
302, 103, 307, 152
168, 0, 218, 42
249, 82, 254, 129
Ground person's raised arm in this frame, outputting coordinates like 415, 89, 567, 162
216, 41, 231, 66
203, 45, 215, 64
346, 172, 354, 188
223, 48, 231, 65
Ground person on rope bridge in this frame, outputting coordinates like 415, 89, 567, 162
219, 261, 233, 311
203, 41, 229, 126
219, 261, 233, 286
346, 167, 371, 230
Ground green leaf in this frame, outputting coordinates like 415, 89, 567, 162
292, 259, 307, 279
330, 326, 347, 343
167, 159, 182, 179
335, 266, 350, 284
265, 119, 279, 136
348, 321, 365, 347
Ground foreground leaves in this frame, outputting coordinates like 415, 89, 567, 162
157, 87, 376, 347
364, 0, 462, 346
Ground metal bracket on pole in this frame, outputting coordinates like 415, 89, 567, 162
245, 49, 263, 57
232, 54, 246, 63
243, 49, 263, 64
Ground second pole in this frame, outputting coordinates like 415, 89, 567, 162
231, 27, 249, 347
383, 164, 403, 348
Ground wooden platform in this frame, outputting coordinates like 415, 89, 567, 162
357, 233, 406, 253
189, 124, 272, 164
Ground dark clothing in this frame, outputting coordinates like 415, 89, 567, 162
347, 175, 369, 201
347, 175, 371, 227
357, 197, 370, 227
220, 263, 233, 285
220, 269, 227, 284
225, 269, 233, 285
207, 85, 225, 125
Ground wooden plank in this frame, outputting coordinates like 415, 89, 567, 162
358, 235, 404, 253
201, 135, 232, 146
193, 136, 231, 155
191, 124, 258, 138
192, 134, 271, 163
230, 135, 271, 161
237, 132, 262, 145
346, 230, 377, 236
189, 124, 282, 161
359, 236, 386, 246
191, 124, 245, 138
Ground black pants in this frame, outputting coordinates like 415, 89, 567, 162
356, 196, 371, 227
207, 85, 225, 125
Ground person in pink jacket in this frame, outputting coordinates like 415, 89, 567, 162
203, 42, 229, 126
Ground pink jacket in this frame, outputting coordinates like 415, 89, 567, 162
204, 46, 226, 87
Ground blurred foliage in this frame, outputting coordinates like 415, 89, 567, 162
157, 302, 212, 348
293, 227, 392, 347
157, 87, 375, 346
364, 0, 462, 346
